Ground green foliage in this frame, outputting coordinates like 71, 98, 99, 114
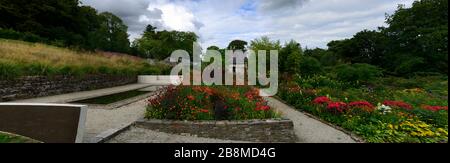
326, 0, 448, 76
0, 28, 46, 43
0, 0, 131, 53
333, 64, 382, 84
0, 61, 21, 80
249, 36, 281, 52
227, 40, 248, 51
133, 25, 198, 60
280, 40, 302, 73
298, 56, 323, 77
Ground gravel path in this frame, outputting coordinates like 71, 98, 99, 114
265, 97, 357, 143
106, 127, 248, 143
83, 99, 148, 142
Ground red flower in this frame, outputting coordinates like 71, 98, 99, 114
383, 101, 413, 110
235, 107, 242, 111
313, 96, 331, 105
187, 95, 195, 101
327, 102, 347, 113
349, 101, 375, 112
422, 105, 448, 112
349, 101, 374, 108
199, 109, 210, 113
255, 105, 270, 111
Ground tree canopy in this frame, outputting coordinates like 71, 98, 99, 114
132, 25, 199, 60
327, 0, 448, 75
0, 0, 131, 53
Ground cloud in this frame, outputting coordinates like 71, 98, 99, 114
147, 1, 204, 32
81, 0, 416, 49
258, 0, 309, 13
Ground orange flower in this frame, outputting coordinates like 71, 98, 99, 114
200, 109, 210, 113
187, 95, 195, 101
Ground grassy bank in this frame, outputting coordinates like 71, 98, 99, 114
0, 39, 170, 80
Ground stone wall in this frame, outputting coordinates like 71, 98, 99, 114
0, 75, 137, 102
135, 119, 297, 143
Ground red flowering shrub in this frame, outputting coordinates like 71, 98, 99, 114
422, 105, 448, 112
327, 102, 348, 113
146, 86, 279, 120
313, 96, 331, 105
383, 101, 413, 110
349, 101, 375, 112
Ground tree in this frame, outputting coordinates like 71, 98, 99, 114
133, 25, 198, 60
304, 48, 328, 60
207, 46, 220, 51
227, 40, 248, 51
0, 0, 133, 53
298, 56, 322, 77
384, 0, 448, 74
280, 40, 302, 73
249, 36, 282, 73
96, 12, 130, 53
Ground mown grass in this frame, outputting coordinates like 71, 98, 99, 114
0, 39, 170, 80
0, 131, 40, 143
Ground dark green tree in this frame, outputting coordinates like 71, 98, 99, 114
227, 40, 248, 51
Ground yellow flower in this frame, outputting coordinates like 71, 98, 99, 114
388, 124, 394, 130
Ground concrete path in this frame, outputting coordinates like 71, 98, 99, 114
83, 98, 149, 143
15, 84, 153, 103
265, 97, 357, 143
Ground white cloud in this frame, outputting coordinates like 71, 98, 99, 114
81, 0, 416, 49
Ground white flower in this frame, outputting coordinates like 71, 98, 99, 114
377, 103, 392, 114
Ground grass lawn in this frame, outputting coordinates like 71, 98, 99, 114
0, 132, 40, 143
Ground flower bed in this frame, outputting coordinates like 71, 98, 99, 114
145, 86, 281, 121
279, 75, 448, 143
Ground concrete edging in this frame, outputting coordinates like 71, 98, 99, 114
133, 118, 298, 143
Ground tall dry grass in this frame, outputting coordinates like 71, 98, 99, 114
0, 39, 165, 79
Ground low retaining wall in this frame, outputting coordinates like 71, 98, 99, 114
135, 119, 297, 143
138, 75, 182, 85
0, 75, 137, 102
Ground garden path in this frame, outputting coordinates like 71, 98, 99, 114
265, 97, 358, 143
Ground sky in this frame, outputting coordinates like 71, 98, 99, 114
80, 0, 415, 49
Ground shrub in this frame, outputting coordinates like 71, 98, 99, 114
334, 63, 382, 84
298, 56, 323, 77
295, 75, 346, 89
0, 61, 21, 80
0, 28, 45, 43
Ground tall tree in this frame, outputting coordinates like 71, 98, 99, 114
133, 25, 198, 60
97, 12, 130, 53
384, 0, 448, 74
227, 40, 248, 51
